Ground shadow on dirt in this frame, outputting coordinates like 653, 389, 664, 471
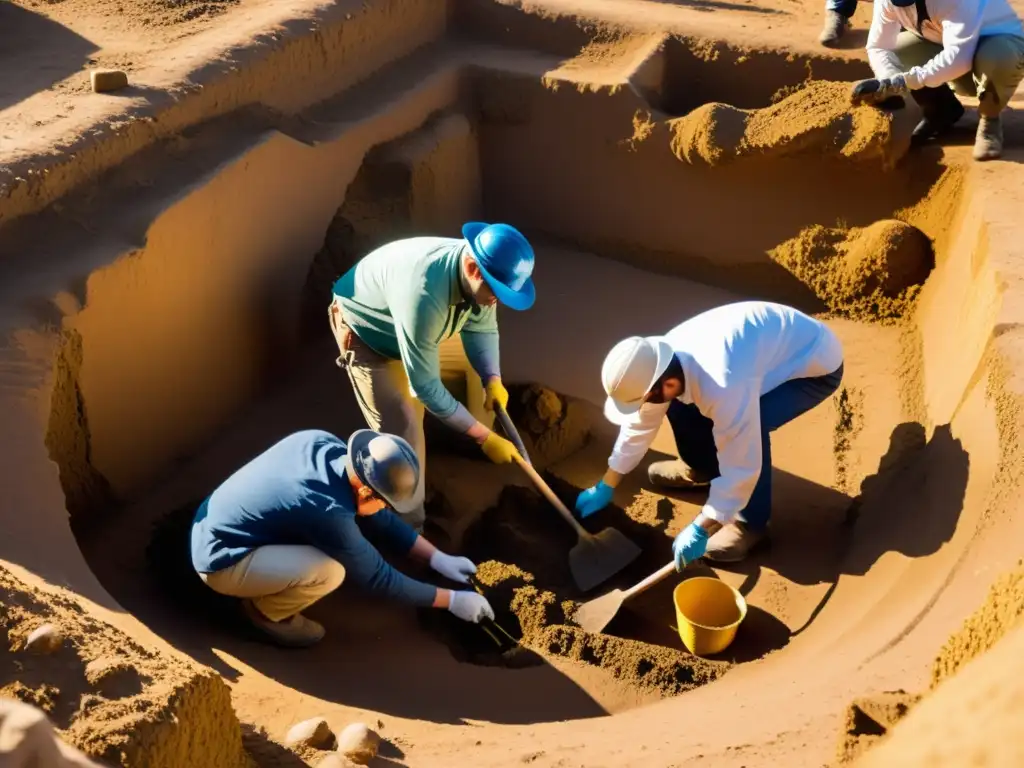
711, 422, 969, 636
0, 4, 98, 112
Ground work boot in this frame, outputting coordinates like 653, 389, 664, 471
241, 600, 325, 648
648, 460, 712, 489
818, 10, 849, 47
910, 89, 965, 147
704, 522, 769, 563
973, 116, 1003, 161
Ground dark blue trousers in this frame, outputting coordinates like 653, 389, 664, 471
666, 365, 844, 531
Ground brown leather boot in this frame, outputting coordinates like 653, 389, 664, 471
704, 522, 769, 563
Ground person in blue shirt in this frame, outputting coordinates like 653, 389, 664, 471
190, 428, 494, 648
328, 222, 538, 531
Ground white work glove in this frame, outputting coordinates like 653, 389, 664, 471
448, 591, 495, 624
429, 551, 477, 585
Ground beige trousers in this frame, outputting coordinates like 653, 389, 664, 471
895, 30, 1024, 115
200, 545, 346, 622
328, 298, 491, 532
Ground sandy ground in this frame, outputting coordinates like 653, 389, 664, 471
4, 0, 1024, 767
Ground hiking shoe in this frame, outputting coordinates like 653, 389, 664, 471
818, 11, 849, 47
973, 116, 1003, 161
648, 460, 712, 489
242, 600, 325, 648
704, 522, 769, 563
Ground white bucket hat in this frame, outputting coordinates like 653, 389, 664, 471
600, 335, 675, 425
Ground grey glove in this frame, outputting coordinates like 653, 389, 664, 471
448, 591, 495, 624
850, 75, 909, 106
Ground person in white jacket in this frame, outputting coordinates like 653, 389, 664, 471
850, 0, 1024, 160
574, 302, 845, 565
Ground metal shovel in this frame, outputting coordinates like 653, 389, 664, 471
495, 404, 642, 593
574, 561, 677, 634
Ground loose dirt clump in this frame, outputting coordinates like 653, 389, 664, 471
769, 220, 934, 322
428, 484, 729, 697
667, 81, 908, 168
505, 384, 594, 470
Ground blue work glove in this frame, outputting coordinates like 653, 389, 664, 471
575, 481, 613, 518
672, 522, 710, 572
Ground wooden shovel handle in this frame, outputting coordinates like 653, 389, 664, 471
624, 562, 677, 600
512, 453, 590, 538
495, 404, 531, 465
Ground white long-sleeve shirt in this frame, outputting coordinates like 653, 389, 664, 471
866, 0, 1024, 89
607, 301, 844, 525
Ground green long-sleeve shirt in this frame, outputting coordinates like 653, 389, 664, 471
332, 237, 500, 433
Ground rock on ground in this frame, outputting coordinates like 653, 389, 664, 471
337, 722, 381, 764
284, 717, 336, 750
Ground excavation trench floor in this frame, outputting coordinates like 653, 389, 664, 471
76, 245, 908, 765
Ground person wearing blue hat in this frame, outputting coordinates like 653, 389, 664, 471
328, 223, 537, 531
190, 428, 495, 648
851, 0, 1024, 160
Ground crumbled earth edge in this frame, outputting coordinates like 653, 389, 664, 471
0, 565, 250, 767
834, 560, 1024, 762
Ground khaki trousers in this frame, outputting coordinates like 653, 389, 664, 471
329, 298, 429, 530
895, 30, 1024, 115
328, 297, 492, 532
200, 545, 346, 622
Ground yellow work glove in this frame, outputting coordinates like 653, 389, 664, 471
481, 432, 520, 465
483, 377, 509, 413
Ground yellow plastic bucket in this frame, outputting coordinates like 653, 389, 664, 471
673, 577, 747, 656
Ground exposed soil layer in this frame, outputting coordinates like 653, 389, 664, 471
769, 220, 935, 322
835, 690, 922, 764
0, 565, 248, 767
665, 81, 910, 169
423, 482, 729, 697
932, 560, 1024, 688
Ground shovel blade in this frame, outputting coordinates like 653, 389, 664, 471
574, 588, 627, 634
569, 527, 642, 593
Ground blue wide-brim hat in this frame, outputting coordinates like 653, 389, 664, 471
462, 222, 536, 311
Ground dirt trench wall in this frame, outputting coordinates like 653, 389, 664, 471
471, 70, 945, 308
41, 68, 462, 508
1, 0, 449, 228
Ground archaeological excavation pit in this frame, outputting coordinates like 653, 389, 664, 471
4, 3, 1024, 766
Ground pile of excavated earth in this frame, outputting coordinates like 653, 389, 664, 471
3, 0, 1024, 767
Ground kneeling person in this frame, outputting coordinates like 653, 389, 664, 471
190, 428, 494, 647
575, 301, 845, 566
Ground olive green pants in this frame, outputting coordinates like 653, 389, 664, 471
895, 30, 1024, 116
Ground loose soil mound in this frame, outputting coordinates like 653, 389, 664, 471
423, 484, 728, 697
769, 219, 934, 322
667, 81, 908, 168
504, 384, 593, 470
0, 565, 247, 767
